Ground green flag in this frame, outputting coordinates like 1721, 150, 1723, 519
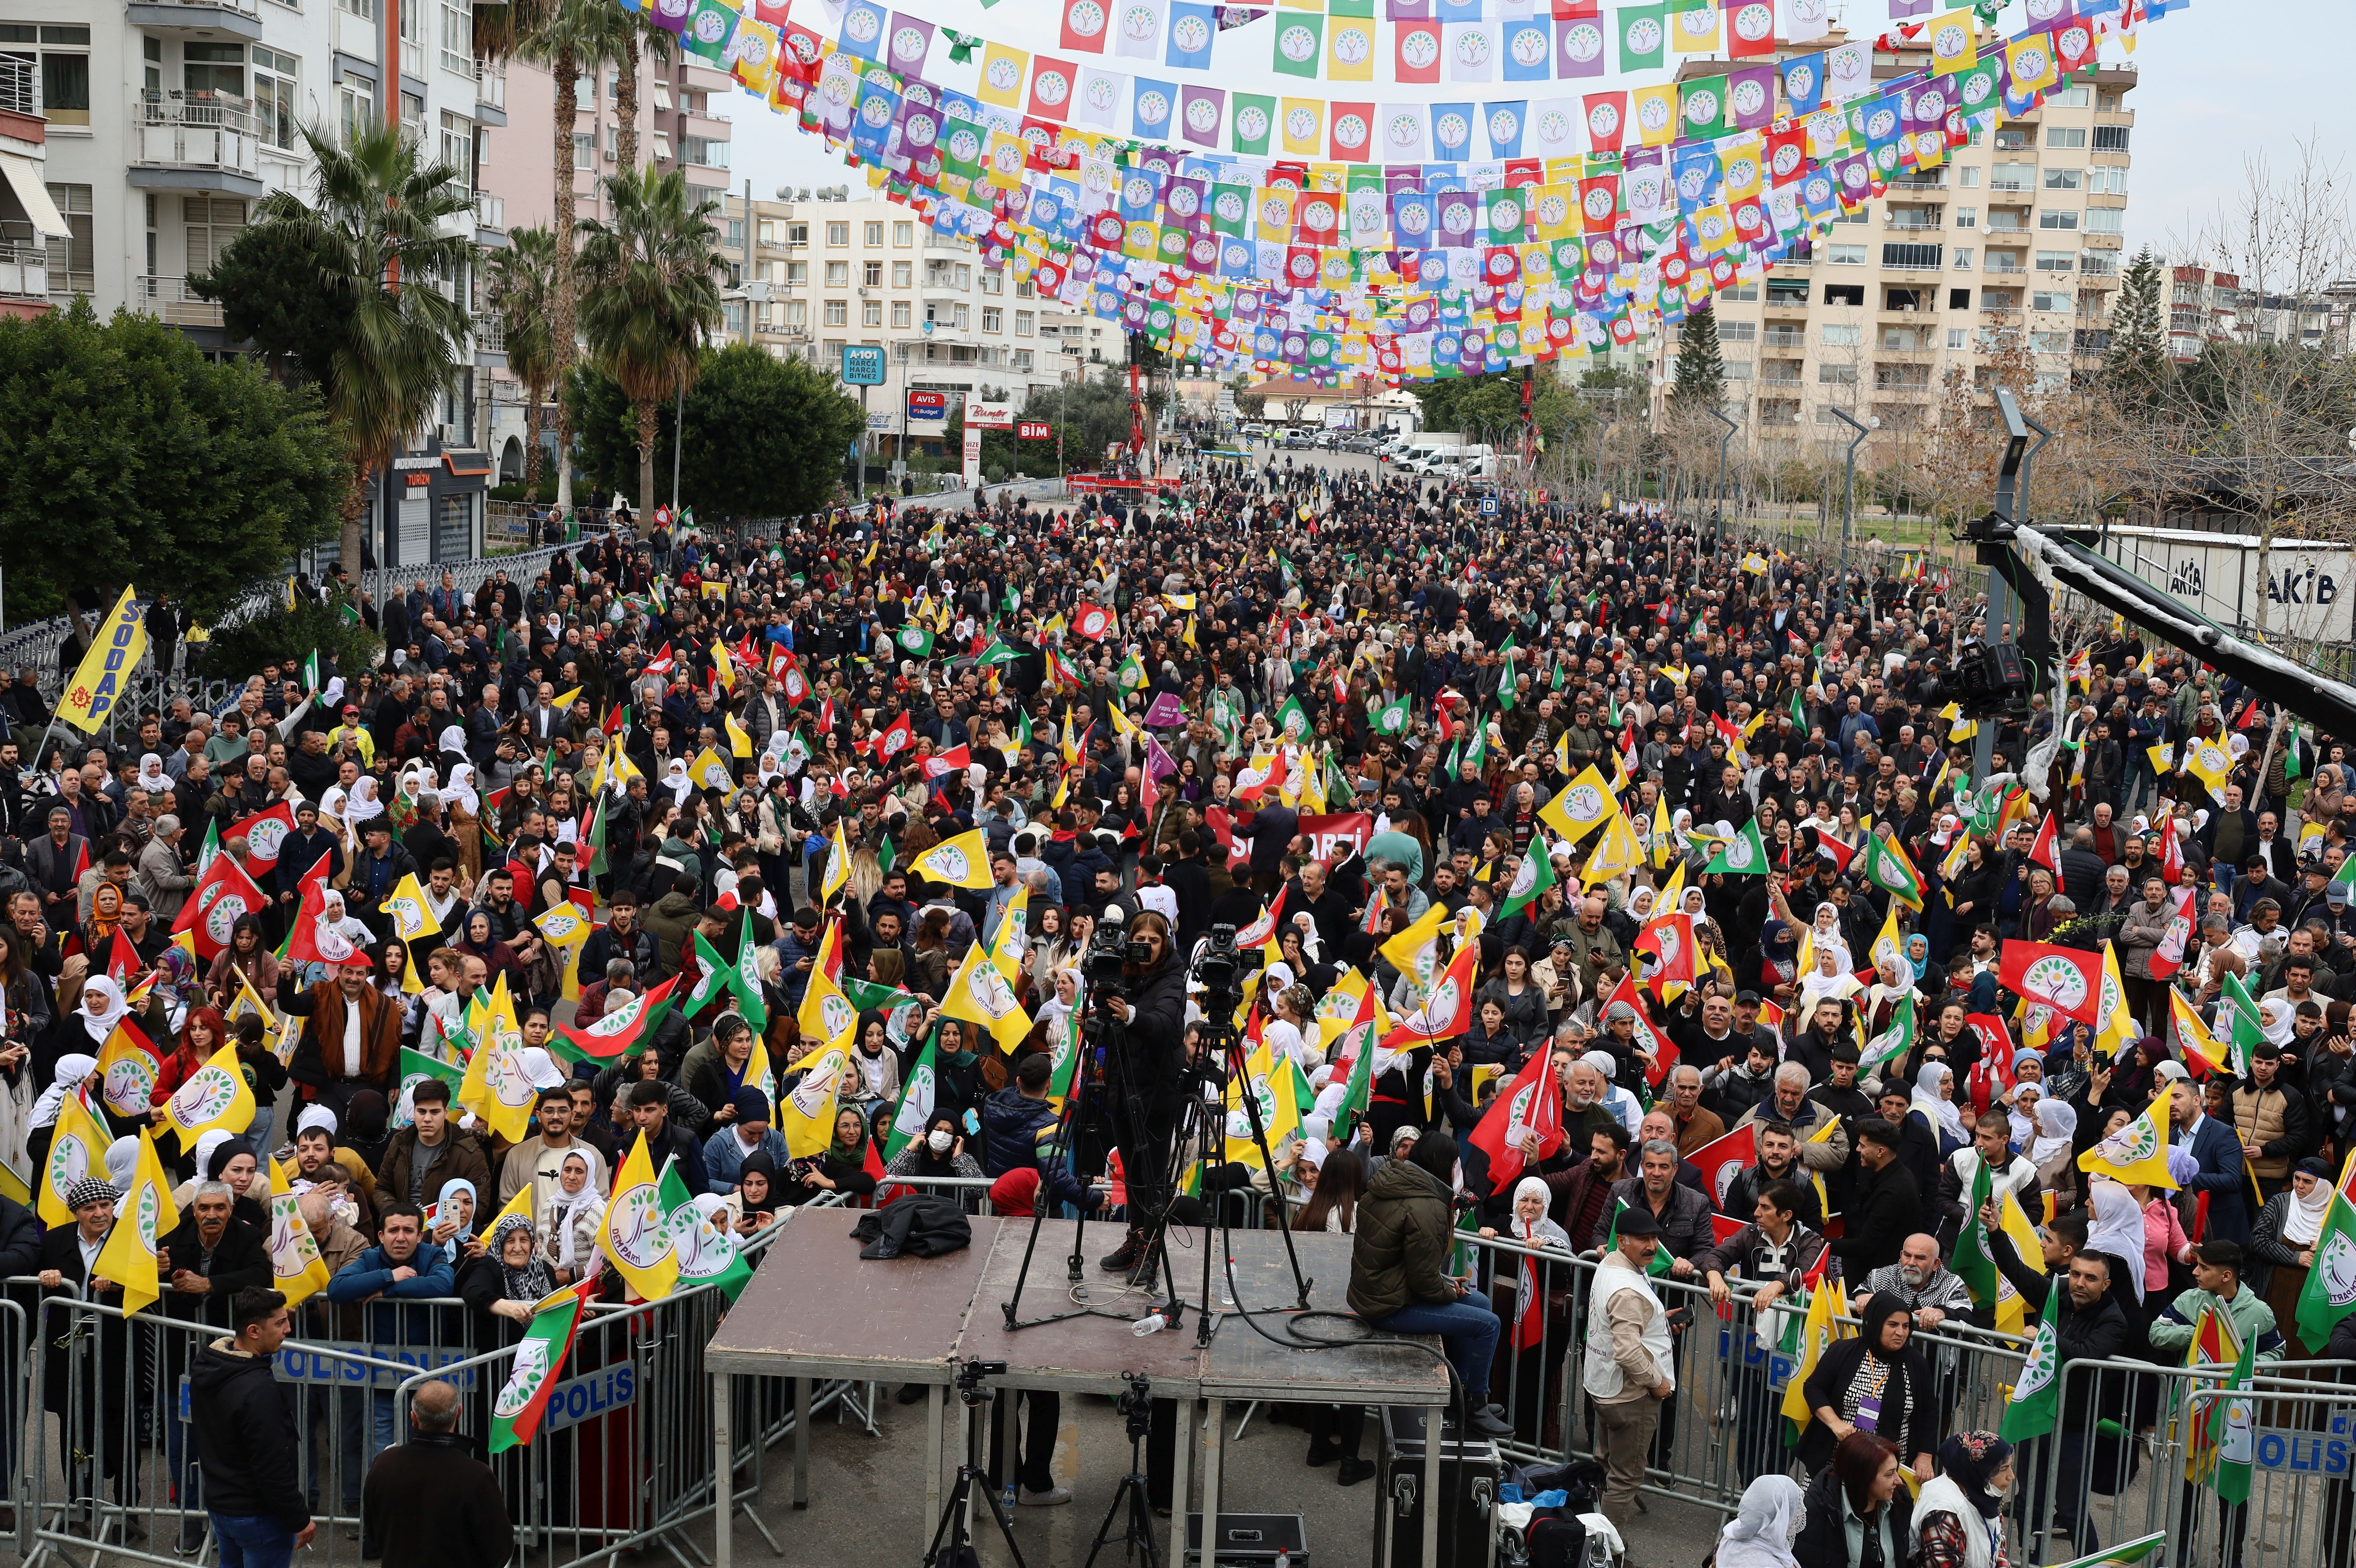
1330, 1027, 1377, 1146
684, 927, 760, 1024
1858, 830, 1924, 908
2297, 1166, 2356, 1352
884, 1029, 942, 1163
2050, 1536, 2165, 1568
301, 648, 321, 692
1950, 1159, 1999, 1308
1858, 991, 1915, 1075
583, 794, 610, 878
2219, 972, 2265, 1075
2211, 1325, 2256, 1506
842, 976, 928, 1049
1372, 695, 1409, 736
1604, 1197, 1674, 1277
1700, 818, 1770, 876
487, 1283, 589, 1453
731, 907, 768, 1034
1496, 650, 1518, 710
394, 1047, 468, 1129
195, 817, 220, 879
894, 624, 936, 658
1999, 1274, 2063, 1442
1497, 836, 1557, 920
1274, 696, 1309, 740
975, 639, 1021, 666
1115, 649, 1149, 692
658, 1156, 753, 1300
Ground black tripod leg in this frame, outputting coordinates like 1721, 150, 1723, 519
922, 1469, 971, 1568
1220, 1036, 1315, 1308
969, 1469, 1033, 1568
1002, 1049, 1097, 1327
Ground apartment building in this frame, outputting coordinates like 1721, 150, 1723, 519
1658, 29, 2135, 469
0, 52, 63, 317
714, 187, 1105, 447
2165, 265, 2350, 362
481, 52, 733, 238
3, 0, 507, 562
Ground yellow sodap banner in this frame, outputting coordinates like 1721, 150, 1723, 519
57, 586, 149, 732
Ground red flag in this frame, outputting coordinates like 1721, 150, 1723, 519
1632, 910, 1697, 992
1234, 887, 1288, 949
1685, 1123, 1758, 1212
2159, 822, 2185, 886
1377, 941, 1479, 1052
550, 974, 682, 1064
1996, 939, 2106, 1026
1467, 1047, 1563, 1189
1811, 832, 1854, 872
644, 642, 676, 675
921, 745, 972, 779
1235, 747, 1290, 805
1510, 1247, 1548, 1351
1071, 603, 1115, 641
1601, 971, 1678, 1086
1963, 1012, 2017, 1114
72, 837, 90, 886
224, 801, 299, 873
281, 850, 344, 967
2149, 886, 2195, 980
173, 852, 270, 962
104, 928, 138, 985
2027, 811, 2061, 874
872, 712, 914, 766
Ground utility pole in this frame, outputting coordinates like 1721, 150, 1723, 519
1830, 409, 1873, 623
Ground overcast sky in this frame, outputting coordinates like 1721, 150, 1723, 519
725, 0, 2345, 266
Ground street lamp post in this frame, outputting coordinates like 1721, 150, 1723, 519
1707, 405, 1738, 579
1830, 409, 1875, 622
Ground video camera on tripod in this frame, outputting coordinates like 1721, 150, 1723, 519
1082, 905, 1152, 1017
1189, 922, 1263, 1002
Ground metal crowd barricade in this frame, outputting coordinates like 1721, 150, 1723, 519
3, 1276, 43, 1554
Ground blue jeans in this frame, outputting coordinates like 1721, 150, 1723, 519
1372, 1298, 1501, 1404
210, 1514, 296, 1568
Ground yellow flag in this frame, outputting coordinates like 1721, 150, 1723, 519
1869, 900, 1904, 974
1314, 966, 1374, 1053
1650, 791, 1674, 870
910, 826, 993, 890
457, 975, 539, 1144
95, 1127, 178, 1315
1539, 765, 1617, 845
38, 1086, 112, 1227
2094, 941, 2137, 1057
1780, 1277, 1842, 1434
265, 1155, 331, 1308
2076, 1088, 2179, 1188
821, 819, 853, 904
479, 1178, 533, 1238
985, 882, 1030, 979
1579, 806, 1645, 888
225, 963, 287, 1065
1378, 900, 1450, 975
598, 1136, 681, 1301
796, 949, 859, 1052
94, 1019, 163, 1119
383, 873, 435, 942
2183, 738, 2233, 804
552, 685, 582, 712
535, 900, 593, 1000
777, 1044, 850, 1158
941, 942, 1033, 1054
724, 711, 755, 758
56, 585, 149, 733
710, 639, 737, 692
689, 745, 732, 792
161, 1040, 257, 1144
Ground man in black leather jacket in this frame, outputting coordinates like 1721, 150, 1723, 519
1096, 910, 1191, 1283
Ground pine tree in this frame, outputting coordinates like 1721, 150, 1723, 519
1670, 303, 1727, 416
2104, 248, 2168, 405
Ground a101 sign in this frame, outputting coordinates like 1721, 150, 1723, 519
840, 346, 887, 386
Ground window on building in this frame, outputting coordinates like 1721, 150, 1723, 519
759, 219, 776, 245
2050, 84, 2091, 108
439, 111, 472, 186
2035, 250, 2075, 272
1952, 206, 1977, 229
1958, 166, 1981, 188
1822, 283, 1864, 306
1767, 278, 1810, 305
726, 217, 745, 250
783, 299, 806, 328
1822, 323, 1861, 346
2042, 167, 2083, 192
891, 301, 911, 328
787, 260, 808, 284
981, 307, 1002, 332
681, 135, 727, 168
253, 46, 298, 149
43, 180, 92, 290
2084, 208, 2125, 235
826, 222, 849, 245
823, 299, 847, 326
2088, 166, 2129, 195
2039, 209, 2079, 231
1990, 163, 2035, 192
573, 132, 595, 169
2045, 126, 2087, 149
953, 303, 970, 329
955, 264, 971, 288
2092, 125, 2131, 151
1721, 359, 1752, 380
181, 196, 246, 277
1015, 278, 1034, 299
891, 260, 911, 286
1718, 319, 1756, 341
182, 40, 243, 98
1827, 243, 1867, 265
2032, 330, 2070, 353
979, 270, 1002, 294
1818, 363, 1857, 384
861, 259, 881, 286
1949, 288, 1972, 309
788, 222, 808, 246
1952, 247, 1974, 270
1015, 310, 1033, 335
862, 300, 881, 326
1720, 282, 1759, 302
864, 221, 883, 246
893, 221, 913, 246
2032, 290, 2071, 313
825, 260, 849, 285
1883, 243, 1943, 270
1947, 328, 1966, 348
439, 1, 472, 75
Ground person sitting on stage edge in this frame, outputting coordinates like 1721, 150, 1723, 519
1345, 1129, 1514, 1438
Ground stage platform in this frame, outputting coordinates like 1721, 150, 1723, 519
706, 1212, 1452, 1566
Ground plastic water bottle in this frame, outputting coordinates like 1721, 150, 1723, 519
1275, 1551, 1290, 1568
1133, 1312, 1166, 1336
1003, 1481, 1017, 1513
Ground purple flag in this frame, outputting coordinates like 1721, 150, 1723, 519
1145, 736, 1180, 780
1144, 691, 1189, 729
1888, 0, 1932, 14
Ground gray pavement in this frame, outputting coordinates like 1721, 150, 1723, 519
691, 1383, 1729, 1568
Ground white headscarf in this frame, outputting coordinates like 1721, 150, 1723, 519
2286, 1168, 2336, 1247
79, 976, 129, 1044
663, 758, 693, 806
136, 753, 170, 792
438, 724, 469, 760
1714, 1475, 1806, 1568
345, 776, 384, 832
546, 1151, 602, 1271
1912, 1061, 1967, 1149
2030, 1100, 2077, 1167
104, 1135, 140, 1194
2084, 1175, 2147, 1299
32, 1053, 98, 1129
444, 762, 480, 816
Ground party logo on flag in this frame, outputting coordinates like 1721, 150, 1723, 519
2022, 953, 2090, 1012
607, 1184, 669, 1271
168, 1062, 241, 1129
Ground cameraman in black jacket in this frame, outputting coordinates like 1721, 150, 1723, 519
1096, 910, 1190, 1284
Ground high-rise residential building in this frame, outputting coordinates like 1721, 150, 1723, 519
0, 51, 64, 317
5, 0, 510, 563
1656, 27, 2135, 468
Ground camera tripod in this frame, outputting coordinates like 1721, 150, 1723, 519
921, 1359, 1027, 1568
1081, 1373, 1163, 1568
1180, 1001, 1314, 1348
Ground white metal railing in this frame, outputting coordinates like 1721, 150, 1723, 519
475, 313, 504, 351
475, 57, 504, 109
131, 274, 225, 328
475, 189, 503, 229
0, 240, 47, 299
132, 95, 260, 178
0, 54, 33, 115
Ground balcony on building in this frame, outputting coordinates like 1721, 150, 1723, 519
126, 0, 262, 42
474, 58, 506, 125
131, 272, 224, 328
0, 228, 48, 313
130, 92, 264, 198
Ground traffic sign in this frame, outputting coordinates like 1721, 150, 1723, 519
1480, 498, 1499, 516
840, 346, 887, 386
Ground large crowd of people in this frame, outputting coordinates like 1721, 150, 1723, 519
0, 445, 2345, 1567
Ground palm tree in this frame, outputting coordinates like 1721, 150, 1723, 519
485, 224, 558, 489
263, 120, 473, 575
517, 0, 631, 517
615, 14, 671, 174
576, 165, 724, 521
